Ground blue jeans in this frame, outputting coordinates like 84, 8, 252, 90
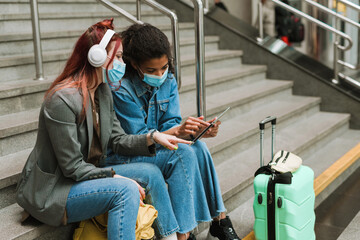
105, 140, 226, 234
66, 174, 139, 240
66, 163, 178, 239
109, 163, 179, 237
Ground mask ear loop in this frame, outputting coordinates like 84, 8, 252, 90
136, 65, 145, 79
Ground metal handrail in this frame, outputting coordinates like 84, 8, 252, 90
136, 0, 181, 89
339, 0, 360, 12
305, 0, 360, 29
257, 1, 264, 42
304, 0, 360, 71
271, 0, 353, 51
172, 0, 206, 117
258, 0, 360, 89
97, 0, 142, 24
30, 0, 45, 81
189, 0, 206, 118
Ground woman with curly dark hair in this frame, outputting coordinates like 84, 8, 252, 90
105, 23, 241, 240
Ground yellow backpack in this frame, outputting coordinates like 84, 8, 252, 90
73, 204, 158, 240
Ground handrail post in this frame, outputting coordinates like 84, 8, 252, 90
190, 0, 206, 119
333, 42, 340, 84
204, 0, 209, 14
136, 0, 141, 20
30, 0, 45, 81
171, 14, 181, 89
257, 0, 264, 42
333, 0, 340, 84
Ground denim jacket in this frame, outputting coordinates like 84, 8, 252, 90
112, 72, 182, 135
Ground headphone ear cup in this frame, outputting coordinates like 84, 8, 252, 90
88, 44, 107, 67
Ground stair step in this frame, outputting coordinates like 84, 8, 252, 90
0, 0, 151, 15
206, 95, 321, 160
0, 11, 170, 34
0, 109, 40, 139
0, 203, 56, 240
0, 109, 39, 157
0, 22, 194, 43
180, 79, 293, 118
179, 36, 220, 56
0, 78, 52, 116
0, 149, 32, 190
0, 35, 219, 67
0, 31, 216, 57
0, 49, 242, 83
180, 65, 267, 93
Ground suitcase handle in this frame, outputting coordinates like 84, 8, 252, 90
259, 116, 277, 167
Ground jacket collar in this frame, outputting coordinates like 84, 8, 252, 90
131, 74, 152, 98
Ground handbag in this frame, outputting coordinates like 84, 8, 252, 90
270, 150, 302, 173
73, 204, 158, 240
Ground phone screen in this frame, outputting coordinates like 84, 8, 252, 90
190, 107, 230, 144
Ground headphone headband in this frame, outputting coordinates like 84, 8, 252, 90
99, 29, 115, 49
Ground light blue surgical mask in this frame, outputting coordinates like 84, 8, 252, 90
102, 59, 126, 88
141, 67, 168, 87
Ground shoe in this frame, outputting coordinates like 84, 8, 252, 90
209, 216, 241, 240
188, 233, 196, 240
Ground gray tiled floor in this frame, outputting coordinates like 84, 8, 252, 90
315, 166, 360, 240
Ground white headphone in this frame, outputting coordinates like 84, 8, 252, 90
87, 29, 116, 67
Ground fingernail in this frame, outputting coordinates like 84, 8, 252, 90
174, 146, 178, 150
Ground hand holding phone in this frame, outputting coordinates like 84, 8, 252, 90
189, 107, 230, 145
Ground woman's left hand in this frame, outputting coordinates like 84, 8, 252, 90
153, 132, 191, 150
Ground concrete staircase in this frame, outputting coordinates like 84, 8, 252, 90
1, 0, 359, 239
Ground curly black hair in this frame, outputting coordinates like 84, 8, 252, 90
121, 23, 174, 78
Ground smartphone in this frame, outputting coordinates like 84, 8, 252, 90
189, 107, 230, 145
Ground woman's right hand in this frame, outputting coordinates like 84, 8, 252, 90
113, 174, 145, 206
175, 116, 210, 138
153, 132, 191, 150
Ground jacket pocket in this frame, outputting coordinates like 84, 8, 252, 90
21, 163, 58, 210
158, 100, 169, 112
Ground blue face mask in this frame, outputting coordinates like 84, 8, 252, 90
102, 59, 126, 87
142, 67, 168, 87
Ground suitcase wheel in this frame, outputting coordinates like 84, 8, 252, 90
257, 193, 263, 204
277, 197, 283, 208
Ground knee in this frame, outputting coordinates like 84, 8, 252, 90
140, 164, 166, 187
176, 143, 197, 159
193, 140, 209, 153
112, 178, 140, 207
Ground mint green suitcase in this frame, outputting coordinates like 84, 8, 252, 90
253, 117, 316, 240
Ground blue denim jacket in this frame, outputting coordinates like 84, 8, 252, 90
111, 72, 181, 135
